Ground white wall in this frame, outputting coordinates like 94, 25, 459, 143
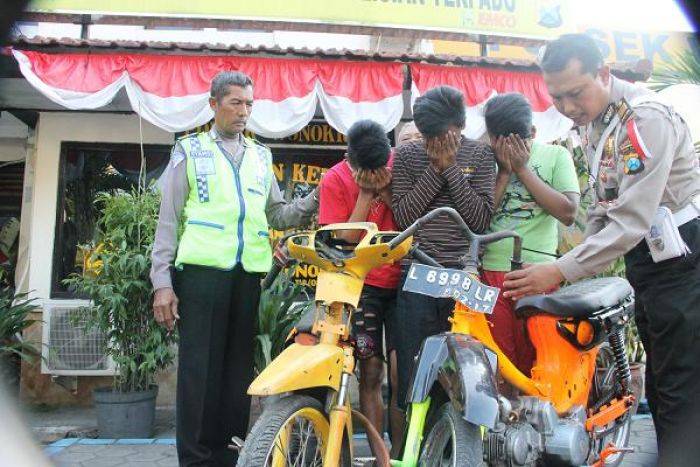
0, 139, 26, 162
0, 113, 29, 162
24, 112, 173, 300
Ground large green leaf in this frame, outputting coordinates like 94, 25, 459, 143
254, 269, 311, 374
0, 269, 40, 362
649, 48, 700, 91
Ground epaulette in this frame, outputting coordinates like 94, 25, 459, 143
176, 132, 200, 141
251, 139, 271, 153
602, 98, 635, 126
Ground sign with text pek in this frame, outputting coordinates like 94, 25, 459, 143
432, 28, 699, 68
30, 0, 572, 40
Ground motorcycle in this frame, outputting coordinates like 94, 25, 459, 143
395, 207, 635, 467
237, 206, 636, 466
237, 217, 413, 466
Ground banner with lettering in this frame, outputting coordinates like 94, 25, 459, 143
12, 50, 404, 137
30, 0, 572, 40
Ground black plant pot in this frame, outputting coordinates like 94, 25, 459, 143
0, 352, 21, 397
93, 385, 158, 439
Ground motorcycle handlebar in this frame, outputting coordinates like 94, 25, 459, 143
389, 207, 522, 271
261, 232, 297, 289
263, 207, 524, 288
261, 262, 283, 290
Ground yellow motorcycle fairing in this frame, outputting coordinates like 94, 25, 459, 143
248, 342, 344, 396
287, 222, 412, 307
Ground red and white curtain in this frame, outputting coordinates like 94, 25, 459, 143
13, 50, 573, 142
410, 63, 572, 143
12, 50, 404, 137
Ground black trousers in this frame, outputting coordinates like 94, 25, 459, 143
625, 219, 700, 466
393, 265, 453, 409
174, 264, 261, 467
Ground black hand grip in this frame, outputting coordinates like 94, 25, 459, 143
510, 235, 523, 271
262, 262, 283, 290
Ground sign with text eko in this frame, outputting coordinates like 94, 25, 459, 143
31, 0, 572, 40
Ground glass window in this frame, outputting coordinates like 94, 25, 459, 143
52, 142, 170, 298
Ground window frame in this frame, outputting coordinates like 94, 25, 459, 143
50, 141, 171, 299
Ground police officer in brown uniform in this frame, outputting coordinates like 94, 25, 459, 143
503, 34, 700, 465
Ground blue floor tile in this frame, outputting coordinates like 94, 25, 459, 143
78, 438, 115, 445
115, 439, 156, 445
154, 438, 176, 445
49, 438, 79, 447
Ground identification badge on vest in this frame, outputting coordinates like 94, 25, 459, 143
194, 157, 216, 176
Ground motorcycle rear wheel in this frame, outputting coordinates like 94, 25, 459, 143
587, 344, 633, 466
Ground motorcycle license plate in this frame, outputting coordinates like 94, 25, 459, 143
402, 263, 500, 314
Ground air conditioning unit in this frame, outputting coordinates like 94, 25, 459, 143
41, 300, 117, 376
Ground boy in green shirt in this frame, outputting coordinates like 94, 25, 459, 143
481, 93, 580, 374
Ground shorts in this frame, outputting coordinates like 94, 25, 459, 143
352, 284, 397, 360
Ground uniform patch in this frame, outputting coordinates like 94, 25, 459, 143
622, 119, 650, 175
601, 103, 617, 125
192, 150, 215, 159
189, 135, 212, 202
622, 148, 644, 175
196, 175, 210, 202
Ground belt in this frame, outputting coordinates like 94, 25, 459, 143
673, 194, 700, 226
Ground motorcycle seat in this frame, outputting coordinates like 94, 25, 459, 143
514, 277, 633, 319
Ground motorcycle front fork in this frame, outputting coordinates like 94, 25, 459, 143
325, 372, 352, 466
390, 398, 431, 467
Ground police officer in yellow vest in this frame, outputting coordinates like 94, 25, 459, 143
150, 71, 318, 466
503, 35, 700, 465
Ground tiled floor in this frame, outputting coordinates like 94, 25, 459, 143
48, 416, 657, 467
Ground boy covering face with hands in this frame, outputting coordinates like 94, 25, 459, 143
318, 119, 400, 437
391, 85, 497, 411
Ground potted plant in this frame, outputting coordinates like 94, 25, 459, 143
64, 186, 176, 439
0, 268, 39, 397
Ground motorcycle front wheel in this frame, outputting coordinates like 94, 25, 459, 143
418, 402, 484, 467
237, 394, 351, 467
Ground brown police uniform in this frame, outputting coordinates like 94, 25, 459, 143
556, 76, 700, 465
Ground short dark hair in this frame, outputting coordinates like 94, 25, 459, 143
346, 120, 391, 170
210, 71, 253, 102
483, 93, 533, 139
540, 33, 604, 76
412, 85, 466, 138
